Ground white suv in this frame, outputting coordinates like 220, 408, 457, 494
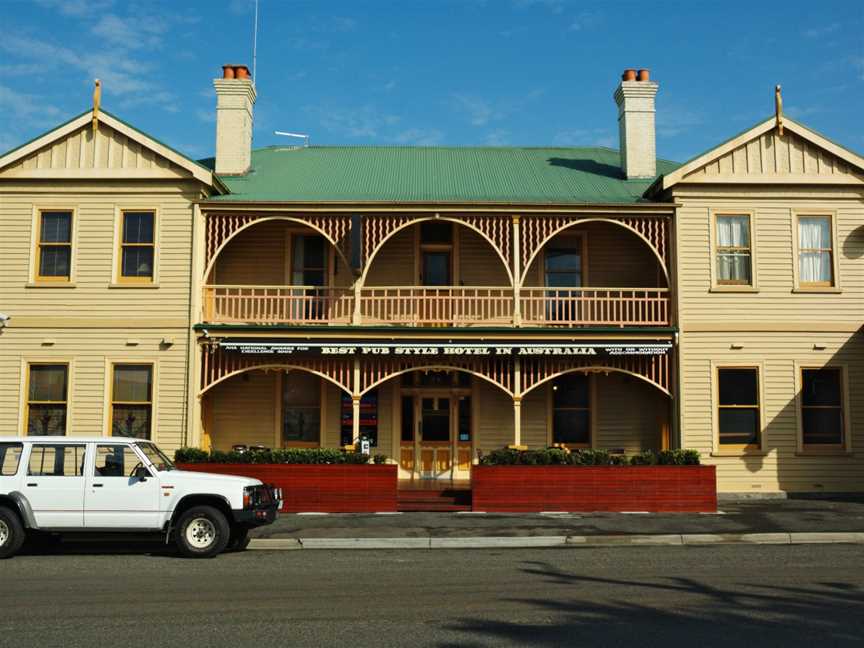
0, 437, 281, 559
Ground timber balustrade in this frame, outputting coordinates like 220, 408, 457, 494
202, 285, 671, 327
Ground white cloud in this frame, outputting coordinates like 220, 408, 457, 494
553, 128, 615, 148
306, 104, 401, 139
568, 10, 602, 31
512, 0, 565, 13
656, 106, 705, 138
91, 14, 168, 49
390, 129, 444, 146
452, 94, 496, 126
34, 0, 114, 17
484, 129, 511, 146
803, 23, 841, 39
0, 84, 63, 128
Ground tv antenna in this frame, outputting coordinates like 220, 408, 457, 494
274, 131, 310, 148
252, 0, 259, 81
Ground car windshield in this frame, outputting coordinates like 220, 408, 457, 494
135, 442, 175, 472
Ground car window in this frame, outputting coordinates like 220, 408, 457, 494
1, 443, 24, 476
94, 445, 143, 478
28, 444, 85, 477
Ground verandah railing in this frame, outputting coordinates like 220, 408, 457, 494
202, 285, 671, 327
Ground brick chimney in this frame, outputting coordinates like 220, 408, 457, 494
613, 68, 658, 179
213, 64, 256, 175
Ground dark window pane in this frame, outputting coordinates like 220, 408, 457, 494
458, 396, 471, 442
417, 371, 452, 387
29, 365, 67, 401
303, 270, 326, 286
718, 369, 759, 406
553, 374, 590, 408
420, 221, 452, 244
122, 246, 154, 277
113, 365, 152, 402
802, 409, 843, 445
27, 405, 67, 436
545, 249, 581, 273
802, 369, 842, 406
303, 236, 326, 268
40, 212, 71, 243
39, 246, 71, 277
718, 408, 759, 444
341, 390, 378, 447
123, 212, 154, 244
284, 407, 320, 442
553, 410, 590, 445
95, 445, 141, 476
111, 406, 152, 439
455, 372, 471, 388
421, 398, 449, 442
401, 396, 414, 442
422, 252, 450, 285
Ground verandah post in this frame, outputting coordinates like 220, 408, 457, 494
511, 357, 523, 448
512, 214, 522, 326
352, 356, 361, 444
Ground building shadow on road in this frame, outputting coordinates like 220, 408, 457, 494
439, 557, 864, 647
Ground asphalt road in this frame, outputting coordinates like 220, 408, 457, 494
0, 544, 862, 647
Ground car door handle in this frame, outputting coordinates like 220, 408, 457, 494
26, 483, 38, 487
92, 483, 104, 488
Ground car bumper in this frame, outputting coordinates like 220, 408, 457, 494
232, 504, 279, 526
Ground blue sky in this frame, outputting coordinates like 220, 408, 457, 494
1, 0, 862, 164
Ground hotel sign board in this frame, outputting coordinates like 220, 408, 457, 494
217, 340, 672, 357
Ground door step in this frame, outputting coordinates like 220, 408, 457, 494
397, 487, 472, 512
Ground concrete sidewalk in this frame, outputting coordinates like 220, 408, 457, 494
247, 497, 864, 549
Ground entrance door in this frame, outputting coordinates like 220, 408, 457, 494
399, 390, 472, 480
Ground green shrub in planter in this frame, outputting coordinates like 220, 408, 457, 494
372, 454, 388, 465
174, 446, 373, 465
477, 446, 701, 466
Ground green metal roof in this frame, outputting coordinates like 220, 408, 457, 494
202, 146, 680, 204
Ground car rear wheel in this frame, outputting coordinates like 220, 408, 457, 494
0, 507, 26, 559
175, 506, 230, 558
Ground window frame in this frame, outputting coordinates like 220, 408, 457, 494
112, 207, 159, 286
792, 210, 840, 292
22, 361, 71, 437
546, 372, 595, 449
413, 221, 460, 286
108, 362, 155, 440
540, 231, 589, 288
709, 209, 758, 292
795, 363, 850, 454
29, 206, 77, 285
712, 364, 765, 453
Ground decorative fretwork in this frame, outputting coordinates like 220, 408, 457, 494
199, 343, 671, 398
361, 214, 513, 283
519, 352, 671, 396
204, 213, 353, 277
200, 345, 354, 395
357, 354, 514, 396
519, 214, 670, 282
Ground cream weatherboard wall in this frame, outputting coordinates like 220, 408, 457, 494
668, 118, 864, 492
0, 112, 216, 451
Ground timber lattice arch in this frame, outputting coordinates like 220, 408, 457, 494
199, 345, 672, 397
202, 211, 671, 285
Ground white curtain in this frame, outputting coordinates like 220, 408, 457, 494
716, 216, 751, 282
798, 217, 832, 283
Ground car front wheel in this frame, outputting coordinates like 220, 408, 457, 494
175, 506, 230, 558
0, 506, 26, 559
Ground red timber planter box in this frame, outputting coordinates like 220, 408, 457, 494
472, 465, 717, 513
175, 463, 398, 513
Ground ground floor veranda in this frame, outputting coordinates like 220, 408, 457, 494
197, 339, 674, 481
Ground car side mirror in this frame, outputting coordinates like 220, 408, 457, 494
133, 466, 151, 481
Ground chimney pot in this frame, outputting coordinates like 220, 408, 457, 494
235, 65, 251, 80
222, 64, 235, 79
637, 68, 650, 81
622, 68, 637, 81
